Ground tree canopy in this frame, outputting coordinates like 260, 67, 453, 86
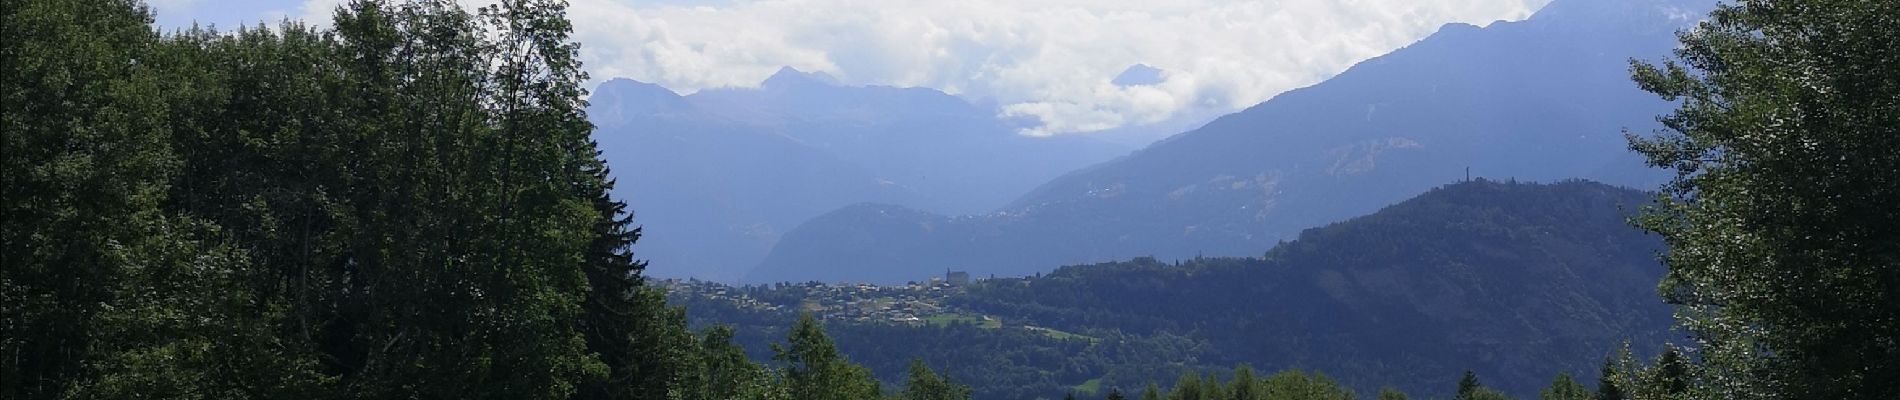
1628, 0, 1899, 398
1, 1, 959, 399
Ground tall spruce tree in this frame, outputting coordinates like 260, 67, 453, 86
1455, 370, 1483, 400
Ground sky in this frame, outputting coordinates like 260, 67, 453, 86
148, 0, 1553, 135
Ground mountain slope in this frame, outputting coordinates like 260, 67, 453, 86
588, 71, 1127, 280
953, 179, 1674, 397
749, 0, 1711, 284
684, 180, 1675, 398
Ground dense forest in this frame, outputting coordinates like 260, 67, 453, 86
4, 0, 1894, 400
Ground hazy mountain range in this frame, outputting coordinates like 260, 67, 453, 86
746, 0, 1714, 284
588, 69, 1131, 280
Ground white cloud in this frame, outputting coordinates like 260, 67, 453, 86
148, 0, 202, 8
292, 0, 1552, 135
294, 0, 348, 26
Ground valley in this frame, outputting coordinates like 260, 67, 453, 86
671, 180, 1677, 399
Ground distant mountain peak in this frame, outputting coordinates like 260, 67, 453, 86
594, 78, 681, 99
1439, 21, 1482, 32
587, 78, 689, 122
763, 66, 843, 89
1112, 64, 1166, 87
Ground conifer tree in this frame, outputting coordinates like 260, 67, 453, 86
1595, 358, 1626, 400
1542, 373, 1592, 400
1143, 382, 1164, 400
1456, 370, 1482, 399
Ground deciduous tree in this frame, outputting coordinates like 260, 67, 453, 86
1628, 0, 1898, 398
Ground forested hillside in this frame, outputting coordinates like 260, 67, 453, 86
679, 180, 1677, 398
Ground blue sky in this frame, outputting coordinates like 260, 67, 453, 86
147, 0, 1552, 135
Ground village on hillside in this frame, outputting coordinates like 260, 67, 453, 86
656, 271, 1003, 328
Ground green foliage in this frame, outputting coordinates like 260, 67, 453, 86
695, 325, 776, 400
1167, 372, 1205, 400
3, 1, 966, 400
1456, 370, 1483, 400
1627, 0, 1900, 398
1231, 366, 1262, 400
1645, 347, 1688, 397
900, 358, 973, 400
1127, 367, 1359, 400
2, 0, 178, 397
1463, 388, 1514, 400
1596, 358, 1626, 400
1599, 343, 1708, 400
1455, 371, 1514, 400
774, 314, 883, 400
1449, 371, 1511, 400
1376, 388, 1408, 400
1540, 374, 1591, 400
1256, 370, 1354, 400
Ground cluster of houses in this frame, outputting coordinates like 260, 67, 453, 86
659, 271, 982, 326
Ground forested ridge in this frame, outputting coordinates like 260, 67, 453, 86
671, 180, 1678, 399
4, 0, 1895, 399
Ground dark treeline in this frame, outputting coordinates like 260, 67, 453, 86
913, 347, 1695, 400
0, 0, 959, 399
